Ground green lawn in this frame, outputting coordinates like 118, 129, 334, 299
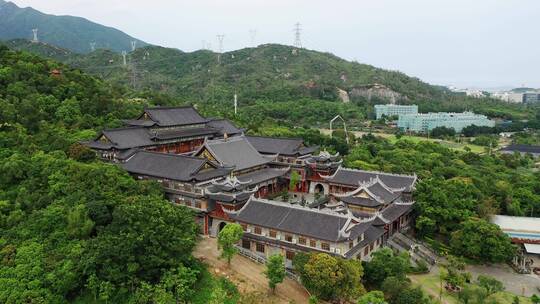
386, 134, 486, 153
409, 270, 533, 304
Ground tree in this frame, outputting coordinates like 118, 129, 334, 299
289, 170, 301, 191
458, 285, 475, 304
301, 253, 364, 301
450, 218, 515, 263
264, 254, 286, 294
217, 223, 244, 266
363, 248, 410, 288
477, 275, 504, 297
531, 294, 540, 304
357, 291, 388, 304
160, 265, 199, 303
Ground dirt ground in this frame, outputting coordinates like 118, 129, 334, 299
194, 236, 311, 304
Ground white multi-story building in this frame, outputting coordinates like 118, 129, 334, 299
374, 104, 418, 120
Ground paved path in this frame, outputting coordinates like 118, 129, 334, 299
194, 236, 311, 304
466, 263, 540, 297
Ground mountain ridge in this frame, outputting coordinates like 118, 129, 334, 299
0, 0, 148, 53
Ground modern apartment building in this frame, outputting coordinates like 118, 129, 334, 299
398, 112, 495, 133
374, 104, 418, 120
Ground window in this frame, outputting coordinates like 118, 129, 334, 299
321, 242, 330, 251
175, 198, 182, 205
364, 246, 369, 256
285, 235, 293, 242
298, 237, 306, 245
349, 241, 354, 249
286, 251, 295, 261
269, 230, 277, 238
254, 227, 262, 235
309, 239, 316, 247
194, 201, 202, 209
256, 243, 265, 253
185, 200, 191, 207
241, 224, 247, 231
242, 239, 250, 249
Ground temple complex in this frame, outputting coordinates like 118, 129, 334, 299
87, 106, 417, 262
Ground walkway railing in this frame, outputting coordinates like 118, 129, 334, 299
234, 245, 300, 281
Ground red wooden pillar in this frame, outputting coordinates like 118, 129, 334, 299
204, 214, 209, 235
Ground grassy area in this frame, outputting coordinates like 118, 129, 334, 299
385, 134, 486, 153
409, 270, 533, 304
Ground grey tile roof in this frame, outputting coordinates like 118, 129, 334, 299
236, 168, 290, 187
203, 136, 274, 171
122, 151, 229, 182
336, 180, 401, 208
230, 198, 371, 242
340, 196, 383, 208
101, 127, 154, 149
246, 136, 316, 156
153, 127, 218, 140
124, 120, 156, 127
344, 225, 385, 258
381, 203, 413, 222
207, 119, 243, 136
143, 106, 208, 127
323, 167, 416, 191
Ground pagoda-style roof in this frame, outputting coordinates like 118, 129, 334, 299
140, 106, 208, 127
205, 176, 258, 204
227, 197, 375, 242
122, 150, 231, 182
304, 151, 342, 169
195, 136, 275, 172
246, 135, 318, 156
321, 167, 417, 191
236, 167, 290, 187
333, 176, 402, 208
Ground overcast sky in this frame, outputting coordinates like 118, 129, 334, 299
11, 0, 540, 89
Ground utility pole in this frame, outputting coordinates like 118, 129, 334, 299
293, 23, 302, 48
249, 29, 257, 47
234, 93, 238, 115
121, 51, 127, 66
131, 41, 137, 52
31, 28, 39, 43
90, 42, 96, 52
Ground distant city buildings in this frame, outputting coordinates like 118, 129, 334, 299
397, 112, 495, 133
523, 93, 540, 104
374, 104, 418, 120
490, 91, 540, 104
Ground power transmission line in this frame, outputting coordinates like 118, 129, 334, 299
249, 29, 257, 47
90, 42, 96, 52
32, 28, 39, 43
216, 34, 225, 53
293, 23, 302, 48
131, 41, 137, 52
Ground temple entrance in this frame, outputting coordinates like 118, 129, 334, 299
218, 222, 227, 232
314, 184, 324, 194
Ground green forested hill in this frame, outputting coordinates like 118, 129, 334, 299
0, 45, 241, 303
0, 0, 148, 53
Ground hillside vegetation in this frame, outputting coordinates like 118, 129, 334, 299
8, 40, 536, 125
0, 0, 148, 53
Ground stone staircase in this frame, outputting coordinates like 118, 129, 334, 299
387, 233, 437, 266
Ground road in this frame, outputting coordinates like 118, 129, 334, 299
194, 236, 311, 304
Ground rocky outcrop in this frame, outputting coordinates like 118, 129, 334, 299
349, 83, 406, 104
336, 87, 350, 103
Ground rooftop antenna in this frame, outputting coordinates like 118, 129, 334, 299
121, 51, 127, 66
249, 29, 257, 47
90, 42, 96, 52
31, 28, 39, 43
293, 23, 302, 48
131, 41, 137, 52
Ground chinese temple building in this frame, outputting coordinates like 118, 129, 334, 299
89, 106, 418, 262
